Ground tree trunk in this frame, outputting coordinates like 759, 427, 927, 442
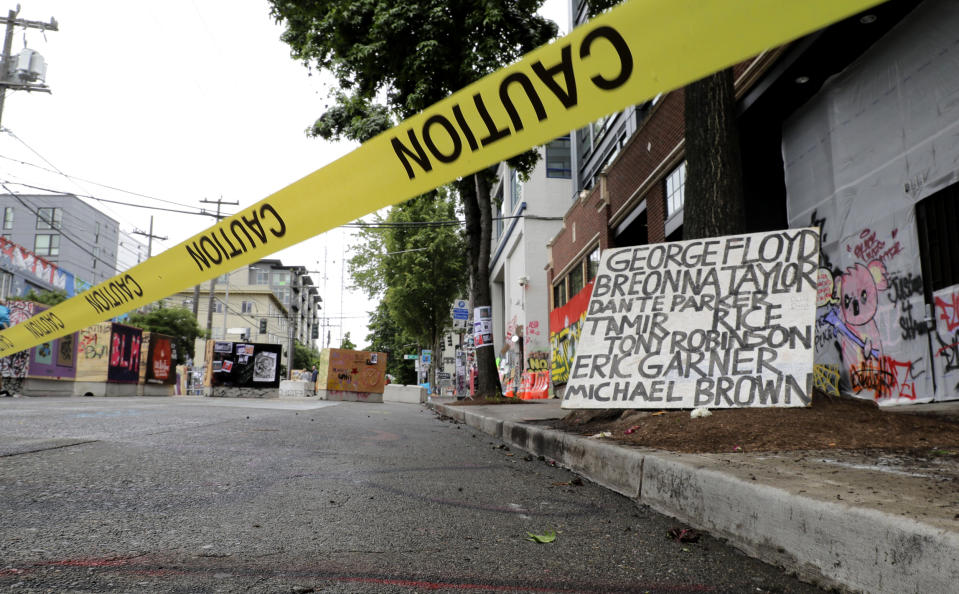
461, 173, 501, 397
683, 68, 746, 240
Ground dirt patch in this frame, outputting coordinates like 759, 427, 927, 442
537, 391, 959, 454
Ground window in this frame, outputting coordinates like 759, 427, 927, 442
916, 183, 959, 301
2, 207, 13, 229
569, 264, 584, 297
274, 287, 291, 307
553, 280, 568, 309
34, 234, 60, 256
249, 266, 269, 285
95, 221, 100, 244
546, 136, 572, 178
211, 328, 224, 339
587, 247, 601, 281
510, 169, 522, 212
212, 301, 224, 314
241, 300, 254, 314
665, 161, 686, 218
36, 207, 62, 230
272, 270, 290, 286
494, 187, 504, 239
0, 271, 12, 300
1, 234, 10, 240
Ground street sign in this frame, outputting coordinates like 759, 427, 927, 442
437, 372, 451, 380
404, 354, 417, 360
452, 308, 469, 320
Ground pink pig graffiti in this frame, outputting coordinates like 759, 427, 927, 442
834, 260, 887, 366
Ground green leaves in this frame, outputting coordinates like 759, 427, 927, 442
526, 530, 556, 544
126, 306, 205, 364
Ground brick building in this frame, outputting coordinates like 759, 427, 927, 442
547, 0, 959, 404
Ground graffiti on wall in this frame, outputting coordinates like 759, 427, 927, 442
0, 301, 33, 390
934, 286, 959, 393
0, 236, 76, 295
80, 326, 107, 359
527, 352, 549, 371
548, 281, 593, 385
813, 220, 934, 404
107, 324, 142, 383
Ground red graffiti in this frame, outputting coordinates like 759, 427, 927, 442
846, 228, 903, 264
849, 355, 920, 401
935, 291, 959, 332
110, 333, 141, 370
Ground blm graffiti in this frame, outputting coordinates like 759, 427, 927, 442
562, 228, 819, 409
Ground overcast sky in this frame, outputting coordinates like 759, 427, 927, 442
0, 0, 568, 349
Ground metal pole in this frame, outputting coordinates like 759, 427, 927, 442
0, 8, 19, 128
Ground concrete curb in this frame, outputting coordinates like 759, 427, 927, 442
429, 402, 959, 594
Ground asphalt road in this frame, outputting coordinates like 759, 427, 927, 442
0, 397, 825, 593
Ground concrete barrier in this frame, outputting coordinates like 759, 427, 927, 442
383, 384, 426, 404
279, 380, 312, 398
317, 389, 383, 403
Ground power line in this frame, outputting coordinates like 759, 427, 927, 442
0, 128, 129, 224
1, 179, 231, 218
343, 213, 562, 229
0, 150, 210, 211
0, 180, 116, 271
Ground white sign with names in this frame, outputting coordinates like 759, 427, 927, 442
562, 228, 819, 409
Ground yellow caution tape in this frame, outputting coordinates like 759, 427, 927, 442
0, 0, 884, 356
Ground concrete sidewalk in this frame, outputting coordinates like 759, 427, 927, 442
427, 397, 959, 594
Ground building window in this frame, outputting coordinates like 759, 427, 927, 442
211, 328, 224, 339
36, 207, 62, 230
569, 263, 584, 297
212, 301, 224, 314
34, 234, 60, 256
249, 266, 269, 285
553, 280, 568, 309
665, 161, 686, 218
241, 301, 254, 314
0, 271, 12, 300
1, 233, 10, 241
2, 207, 13, 230
272, 270, 290, 286
510, 169, 522, 212
587, 247, 601, 281
95, 221, 100, 244
274, 287, 291, 307
916, 183, 959, 301
546, 135, 572, 179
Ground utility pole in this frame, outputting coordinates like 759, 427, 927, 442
0, 6, 57, 128
132, 216, 166, 258
199, 198, 238, 337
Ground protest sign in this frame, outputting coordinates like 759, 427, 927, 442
562, 228, 819, 409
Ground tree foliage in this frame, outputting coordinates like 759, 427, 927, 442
294, 341, 320, 369
348, 189, 467, 383
269, 0, 557, 397
126, 306, 207, 365
340, 331, 357, 350
10, 288, 68, 306
364, 300, 418, 385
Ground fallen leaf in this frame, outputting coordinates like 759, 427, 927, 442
667, 527, 701, 543
651, 411, 667, 416
526, 530, 557, 544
